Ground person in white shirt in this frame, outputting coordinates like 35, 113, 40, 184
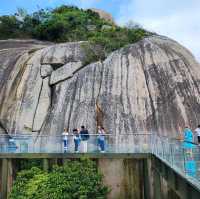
195, 125, 200, 145
97, 126, 106, 152
73, 129, 81, 152
62, 128, 69, 152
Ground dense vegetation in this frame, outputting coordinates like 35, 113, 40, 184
9, 159, 109, 199
0, 5, 152, 58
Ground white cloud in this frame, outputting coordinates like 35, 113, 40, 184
117, 0, 200, 62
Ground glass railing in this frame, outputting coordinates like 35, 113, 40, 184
152, 135, 200, 185
0, 133, 200, 186
0, 133, 152, 153
0, 133, 200, 184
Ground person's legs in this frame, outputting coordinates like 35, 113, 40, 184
63, 140, 67, 152
100, 140, 105, 152
74, 140, 79, 152
99, 140, 102, 151
102, 140, 105, 152
97, 137, 101, 151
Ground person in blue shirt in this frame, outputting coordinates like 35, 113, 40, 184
182, 126, 195, 152
185, 158, 197, 178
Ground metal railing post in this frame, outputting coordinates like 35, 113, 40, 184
182, 148, 186, 174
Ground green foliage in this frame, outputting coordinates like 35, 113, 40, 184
82, 27, 151, 63
0, 5, 153, 62
9, 159, 109, 199
0, 15, 21, 39
9, 167, 45, 199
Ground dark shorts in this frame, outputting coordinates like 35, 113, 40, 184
198, 136, 200, 143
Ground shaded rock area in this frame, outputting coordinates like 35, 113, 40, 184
32, 76, 51, 132
0, 36, 199, 137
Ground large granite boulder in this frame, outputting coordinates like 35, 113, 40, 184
0, 36, 199, 137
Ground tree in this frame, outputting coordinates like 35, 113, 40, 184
0, 15, 21, 39
125, 20, 142, 30
9, 158, 109, 199
0, 5, 153, 63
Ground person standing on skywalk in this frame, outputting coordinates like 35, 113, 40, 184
97, 126, 106, 153
62, 128, 69, 152
80, 126, 90, 153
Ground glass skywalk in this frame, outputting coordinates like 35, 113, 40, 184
0, 133, 199, 186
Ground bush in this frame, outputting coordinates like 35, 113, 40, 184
0, 5, 153, 65
9, 159, 109, 199
0, 6, 152, 54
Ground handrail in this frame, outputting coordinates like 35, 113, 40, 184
0, 133, 153, 137
0, 133, 200, 186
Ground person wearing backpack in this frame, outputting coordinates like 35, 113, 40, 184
80, 126, 90, 152
182, 126, 195, 153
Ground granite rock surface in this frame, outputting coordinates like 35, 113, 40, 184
0, 36, 199, 138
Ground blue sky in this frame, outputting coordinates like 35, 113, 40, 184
0, 0, 200, 61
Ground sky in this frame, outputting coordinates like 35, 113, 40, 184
0, 0, 200, 62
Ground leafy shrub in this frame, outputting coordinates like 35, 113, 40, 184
9, 158, 109, 199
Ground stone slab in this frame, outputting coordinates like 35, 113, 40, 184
50, 61, 82, 85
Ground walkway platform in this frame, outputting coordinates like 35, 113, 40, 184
0, 152, 151, 159
0, 134, 200, 198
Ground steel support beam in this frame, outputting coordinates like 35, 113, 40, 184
1, 159, 8, 199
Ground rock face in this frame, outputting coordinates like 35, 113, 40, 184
0, 36, 200, 137
0, 39, 52, 134
90, 8, 115, 24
